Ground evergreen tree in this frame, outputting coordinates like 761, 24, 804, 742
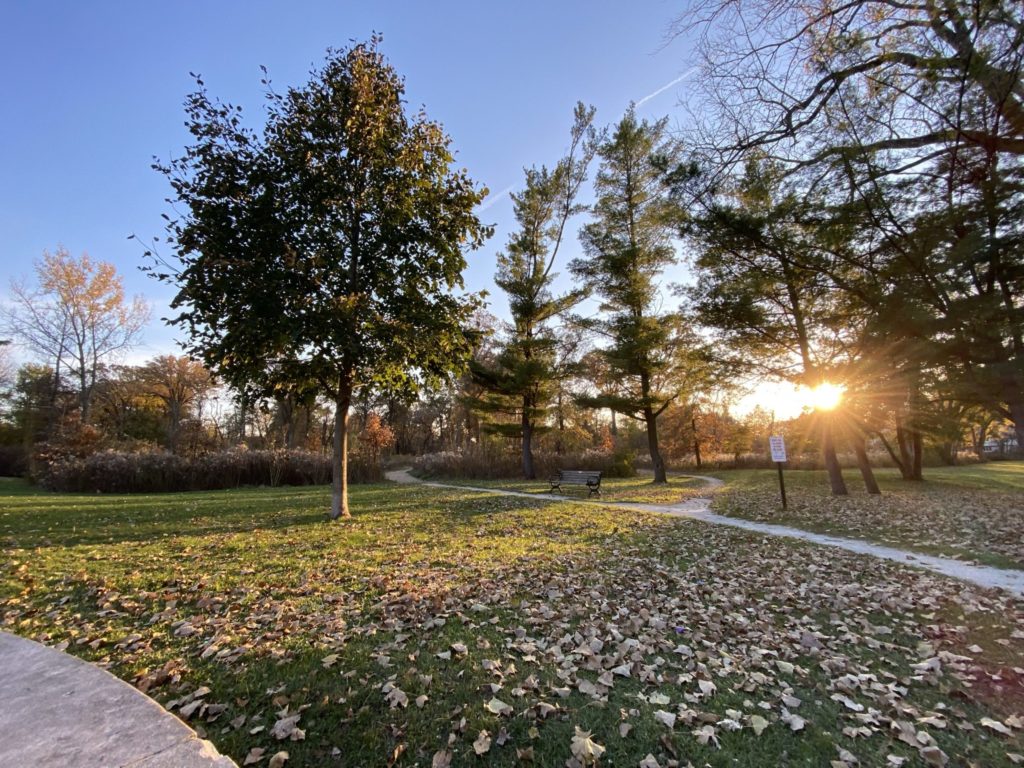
685, 158, 856, 493
467, 105, 597, 479
572, 110, 694, 484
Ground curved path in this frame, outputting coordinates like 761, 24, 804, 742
0, 631, 237, 767
387, 469, 1024, 596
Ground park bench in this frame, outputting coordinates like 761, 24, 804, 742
549, 469, 602, 497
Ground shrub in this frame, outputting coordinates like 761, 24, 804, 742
36, 448, 381, 493
412, 448, 636, 480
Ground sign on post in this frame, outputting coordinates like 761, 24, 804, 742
769, 435, 787, 463
769, 435, 787, 509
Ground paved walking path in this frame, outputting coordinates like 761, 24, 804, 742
0, 631, 237, 767
386, 469, 1024, 596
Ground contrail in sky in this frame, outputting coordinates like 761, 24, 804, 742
635, 66, 698, 108
477, 183, 516, 212
478, 69, 697, 214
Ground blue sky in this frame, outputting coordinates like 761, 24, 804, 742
1, 1, 700, 361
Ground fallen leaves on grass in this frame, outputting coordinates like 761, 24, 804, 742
569, 726, 605, 765
3, 485, 1024, 766
715, 473, 1024, 566
472, 730, 491, 755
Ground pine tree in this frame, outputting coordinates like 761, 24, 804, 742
572, 110, 694, 484
466, 105, 598, 479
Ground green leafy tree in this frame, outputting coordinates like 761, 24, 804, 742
151, 40, 490, 518
466, 105, 597, 479
92, 365, 163, 443
8, 364, 63, 446
572, 110, 695, 484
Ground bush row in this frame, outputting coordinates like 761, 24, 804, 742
413, 447, 992, 479
36, 448, 382, 493
413, 448, 636, 480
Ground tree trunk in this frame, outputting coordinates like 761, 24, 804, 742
692, 415, 702, 469
912, 424, 924, 479
852, 433, 880, 494
329, 391, 351, 520
973, 421, 990, 459
79, 369, 92, 425
896, 423, 924, 480
901, 373, 925, 480
639, 370, 667, 483
521, 402, 536, 480
822, 417, 848, 496
168, 402, 181, 454
645, 407, 667, 483
1007, 398, 1024, 454
610, 409, 618, 437
47, 362, 62, 437
896, 424, 915, 480
555, 391, 565, 455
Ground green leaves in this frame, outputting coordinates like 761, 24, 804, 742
152, 41, 490, 512
155, 39, 489, 403
466, 105, 597, 476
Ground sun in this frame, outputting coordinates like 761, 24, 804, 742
807, 382, 844, 411
736, 380, 847, 418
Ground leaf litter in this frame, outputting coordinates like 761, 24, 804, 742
2, 484, 1023, 765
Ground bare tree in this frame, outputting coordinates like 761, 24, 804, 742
0, 341, 13, 391
5, 248, 149, 424
674, 0, 1024, 176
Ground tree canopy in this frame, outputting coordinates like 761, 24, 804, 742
467, 104, 597, 479
151, 39, 491, 517
572, 111, 703, 483
5, 248, 149, 426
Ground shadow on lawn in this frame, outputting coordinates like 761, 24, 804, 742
0, 482, 583, 550
2, 484, 379, 549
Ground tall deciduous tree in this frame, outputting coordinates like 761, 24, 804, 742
572, 111, 694, 484
5, 248, 149, 425
139, 355, 215, 453
675, 0, 1024, 172
0, 341, 13, 405
467, 104, 597, 479
151, 40, 490, 518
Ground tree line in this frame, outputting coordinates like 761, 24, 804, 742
4, 6, 1022, 512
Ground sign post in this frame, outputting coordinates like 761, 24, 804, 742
769, 435, 787, 509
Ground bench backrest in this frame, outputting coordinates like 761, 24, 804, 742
558, 470, 602, 482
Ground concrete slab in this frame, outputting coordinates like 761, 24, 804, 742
0, 631, 236, 767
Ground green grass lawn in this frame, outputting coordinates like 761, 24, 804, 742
418, 473, 710, 505
710, 461, 1024, 569
3, 478, 1024, 766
